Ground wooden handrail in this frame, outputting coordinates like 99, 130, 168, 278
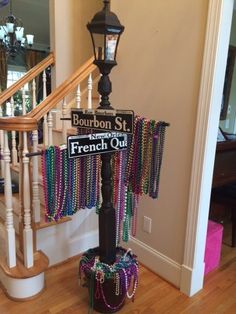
0, 116, 38, 131
0, 57, 96, 131
29, 57, 96, 120
0, 52, 55, 106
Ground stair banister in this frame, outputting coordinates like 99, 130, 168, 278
62, 98, 67, 143
4, 130, 16, 268
0, 53, 55, 106
32, 79, 41, 223
22, 90, 34, 268
0, 57, 95, 132
76, 85, 81, 108
0, 106, 4, 178
10, 96, 17, 166
30, 57, 95, 122
22, 130, 33, 268
87, 73, 93, 110
0, 55, 98, 297
43, 70, 49, 147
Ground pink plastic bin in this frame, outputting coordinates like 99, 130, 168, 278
204, 220, 223, 275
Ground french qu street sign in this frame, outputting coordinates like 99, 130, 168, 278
68, 132, 128, 158
71, 109, 134, 134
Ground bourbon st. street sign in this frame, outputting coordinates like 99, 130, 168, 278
71, 109, 134, 134
68, 132, 128, 158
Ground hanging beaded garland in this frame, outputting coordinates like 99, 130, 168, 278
41, 116, 168, 235
41, 145, 101, 222
112, 116, 168, 244
79, 247, 138, 312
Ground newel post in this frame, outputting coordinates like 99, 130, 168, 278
32, 79, 41, 223
4, 130, 16, 268
22, 96, 33, 268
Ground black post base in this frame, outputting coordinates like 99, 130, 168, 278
99, 153, 116, 264
99, 205, 116, 264
86, 273, 126, 313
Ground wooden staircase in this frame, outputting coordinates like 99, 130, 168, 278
0, 53, 99, 300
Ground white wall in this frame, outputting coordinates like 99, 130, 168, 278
37, 209, 98, 266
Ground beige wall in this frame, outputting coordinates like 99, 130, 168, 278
50, 0, 100, 87
111, 0, 208, 264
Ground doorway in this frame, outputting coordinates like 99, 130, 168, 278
180, 0, 235, 296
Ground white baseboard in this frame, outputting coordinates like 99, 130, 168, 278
180, 262, 205, 296
123, 237, 181, 288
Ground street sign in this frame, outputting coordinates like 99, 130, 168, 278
71, 109, 134, 134
68, 132, 128, 158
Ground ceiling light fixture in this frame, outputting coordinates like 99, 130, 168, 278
0, 0, 34, 58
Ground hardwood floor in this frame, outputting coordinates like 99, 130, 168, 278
0, 244, 236, 314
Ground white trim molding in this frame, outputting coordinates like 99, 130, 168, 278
0, 269, 45, 300
123, 237, 181, 287
180, 0, 234, 296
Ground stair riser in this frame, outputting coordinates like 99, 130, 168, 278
0, 267, 45, 300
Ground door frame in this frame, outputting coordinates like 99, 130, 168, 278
180, 0, 234, 296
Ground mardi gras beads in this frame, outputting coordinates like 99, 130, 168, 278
41, 116, 168, 241
41, 145, 101, 220
112, 116, 168, 243
79, 247, 139, 312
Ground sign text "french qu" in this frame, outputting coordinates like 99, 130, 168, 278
68, 132, 128, 158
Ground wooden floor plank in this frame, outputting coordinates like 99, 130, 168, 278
0, 244, 236, 314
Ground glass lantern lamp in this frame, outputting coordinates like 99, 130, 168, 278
87, 0, 124, 109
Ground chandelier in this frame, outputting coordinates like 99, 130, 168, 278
0, 0, 34, 58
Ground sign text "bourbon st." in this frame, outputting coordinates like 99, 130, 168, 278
68, 132, 128, 158
71, 109, 134, 134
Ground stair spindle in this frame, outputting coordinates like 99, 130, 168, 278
4, 130, 16, 268
62, 98, 68, 143
87, 73, 93, 109
22, 87, 26, 116
22, 88, 34, 267
76, 84, 81, 108
10, 96, 17, 166
22, 130, 34, 268
0, 106, 4, 178
43, 70, 48, 147
48, 111, 53, 146
32, 79, 41, 223
32, 79, 36, 110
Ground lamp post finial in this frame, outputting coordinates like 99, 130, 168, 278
103, 0, 110, 10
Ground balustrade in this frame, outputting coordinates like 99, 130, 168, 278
62, 98, 68, 144
76, 84, 81, 109
0, 55, 96, 276
22, 130, 34, 268
0, 106, 4, 179
4, 130, 16, 268
43, 70, 48, 147
10, 96, 18, 166
88, 73, 93, 110
32, 79, 41, 223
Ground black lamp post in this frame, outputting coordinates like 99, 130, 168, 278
87, 0, 124, 110
87, 0, 124, 264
